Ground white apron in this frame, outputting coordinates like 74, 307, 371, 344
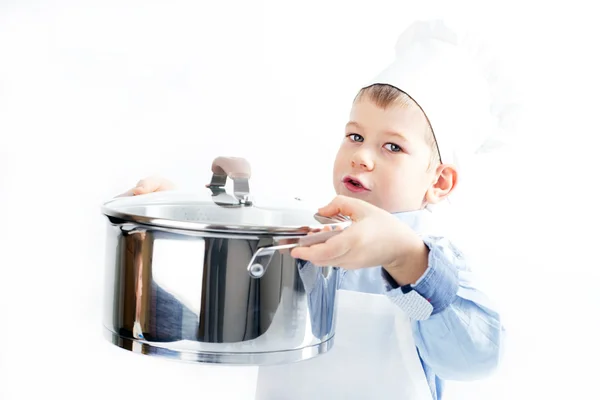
254, 289, 433, 400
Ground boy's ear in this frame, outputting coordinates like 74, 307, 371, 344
425, 164, 459, 204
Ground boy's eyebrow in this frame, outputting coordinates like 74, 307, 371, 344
385, 130, 410, 143
346, 121, 362, 130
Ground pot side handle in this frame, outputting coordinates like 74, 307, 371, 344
247, 230, 343, 278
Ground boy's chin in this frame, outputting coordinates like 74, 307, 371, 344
338, 187, 371, 199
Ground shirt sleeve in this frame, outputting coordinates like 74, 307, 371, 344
382, 235, 505, 381
297, 260, 341, 338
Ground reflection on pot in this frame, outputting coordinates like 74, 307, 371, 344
103, 225, 340, 365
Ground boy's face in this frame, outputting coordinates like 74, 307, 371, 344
333, 97, 439, 213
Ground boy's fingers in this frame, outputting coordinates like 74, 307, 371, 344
157, 179, 176, 191
291, 232, 351, 264
131, 186, 148, 195
115, 177, 175, 198
318, 195, 369, 221
291, 242, 339, 264
135, 178, 159, 193
132, 177, 175, 195
307, 226, 332, 236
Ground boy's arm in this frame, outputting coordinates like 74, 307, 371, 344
382, 236, 505, 381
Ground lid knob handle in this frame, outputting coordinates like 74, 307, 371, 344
206, 156, 252, 206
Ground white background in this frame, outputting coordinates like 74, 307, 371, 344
1, 0, 598, 399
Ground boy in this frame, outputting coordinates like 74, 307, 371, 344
121, 20, 505, 399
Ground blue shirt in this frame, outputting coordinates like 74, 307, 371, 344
300, 208, 505, 399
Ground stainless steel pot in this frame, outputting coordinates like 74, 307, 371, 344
101, 157, 350, 365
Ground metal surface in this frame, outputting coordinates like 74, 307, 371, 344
103, 329, 334, 365
102, 194, 350, 236
102, 156, 350, 365
102, 223, 341, 365
207, 156, 253, 206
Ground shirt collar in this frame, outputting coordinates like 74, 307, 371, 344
391, 208, 439, 236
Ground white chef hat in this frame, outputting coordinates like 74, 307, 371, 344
362, 19, 520, 172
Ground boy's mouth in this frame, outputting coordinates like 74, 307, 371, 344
342, 176, 370, 193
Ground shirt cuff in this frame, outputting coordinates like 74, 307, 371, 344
382, 236, 460, 315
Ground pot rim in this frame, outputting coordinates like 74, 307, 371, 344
101, 197, 351, 235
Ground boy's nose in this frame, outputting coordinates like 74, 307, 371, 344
351, 151, 374, 171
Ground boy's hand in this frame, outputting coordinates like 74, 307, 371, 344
290, 195, 429, 285
117, 176, 176, 197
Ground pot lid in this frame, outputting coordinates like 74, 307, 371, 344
102, 157, 350, 235
102, 191, 349, 235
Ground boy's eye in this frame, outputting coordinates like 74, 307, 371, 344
347, 133, 364, 142
384, 143, 402, 152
